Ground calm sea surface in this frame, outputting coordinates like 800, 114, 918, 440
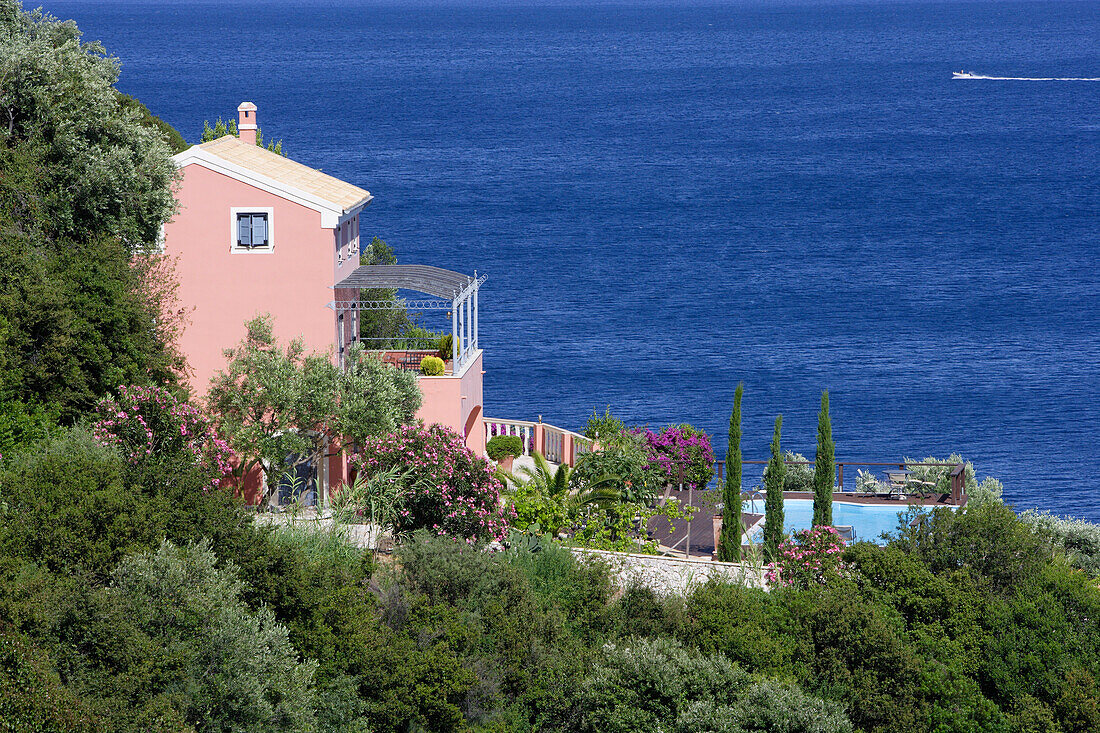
53, 0, 1100, 518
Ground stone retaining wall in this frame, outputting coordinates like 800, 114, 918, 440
570, 547, 768, 596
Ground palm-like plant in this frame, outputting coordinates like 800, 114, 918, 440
515, 451, 572, 498
503, 451, 623, 535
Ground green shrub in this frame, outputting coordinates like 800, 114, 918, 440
576, 636, 852, 733
781, 451, 815, 492
419, 355, 445, 376
487, 434, 523, 461
583, 406, 625, 442
0, 629, 98, 732
571, 429, 654, 502
436, 333, 453, 360
0, 426, 248, 576
110, 540, 318, 733
1020, 509, 1100, 575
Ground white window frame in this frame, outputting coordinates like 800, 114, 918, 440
230, 207, 275, 254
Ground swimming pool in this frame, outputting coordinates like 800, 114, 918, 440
743, 498, 918, 544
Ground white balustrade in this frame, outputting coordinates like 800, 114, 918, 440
484, 419, 533, 456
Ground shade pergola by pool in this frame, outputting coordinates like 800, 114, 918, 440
332, 264, 486, 373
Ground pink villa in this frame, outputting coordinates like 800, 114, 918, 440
162, 102, 486, 502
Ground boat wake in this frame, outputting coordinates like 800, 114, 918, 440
953, 72, 1100, 81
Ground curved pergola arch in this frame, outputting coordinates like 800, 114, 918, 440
331, 264, 486, 373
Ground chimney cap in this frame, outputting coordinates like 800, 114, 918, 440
237, 101, 257, 113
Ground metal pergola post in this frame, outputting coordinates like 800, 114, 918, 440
473, 277, 479, 350
452, 295, 459, 366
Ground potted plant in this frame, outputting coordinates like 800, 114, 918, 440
419, 355, 445, 376
487, 434, 523, 472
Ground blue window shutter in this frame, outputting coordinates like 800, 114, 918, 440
252, 215, 268, 246
238, 215, 251, 246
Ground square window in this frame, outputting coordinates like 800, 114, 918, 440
236, 213, 269, 248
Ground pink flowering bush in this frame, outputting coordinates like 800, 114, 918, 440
637, 424, 715, 489
93, 385, 233, 489
352, 423, 513, 542
765, 525, 847, 589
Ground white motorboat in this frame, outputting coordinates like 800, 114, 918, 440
952, 70, 978, 79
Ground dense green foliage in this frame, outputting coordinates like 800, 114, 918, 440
110, 540, 317, 732
718, 382, 743, 562
571, 426, 654, 501
506, 451, 574, 533
763, 415, 786, 561
583, 405, 626, 441
813, 390, 835, 526
0, 1, 186, 435
487, 434, 524, 461
4, 422, 1100, 732
577, 636, 852, 733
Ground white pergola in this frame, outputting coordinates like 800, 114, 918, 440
332, 264, 486, 373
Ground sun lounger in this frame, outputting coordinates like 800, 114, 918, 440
834, 525, 856, 542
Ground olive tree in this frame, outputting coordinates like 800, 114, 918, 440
0, 1, 178, 249
207, 315, 420, 502
111, 540, 317, 732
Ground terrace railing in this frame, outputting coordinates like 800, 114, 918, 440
712, 460, 968, 503
483, 417, 594, 466
484, 419, 535, 456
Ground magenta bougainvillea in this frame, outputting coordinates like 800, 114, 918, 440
765, 525, 847, 588
93, 385, 233, 489
352, 423, 513, 542
636, 424, 715, 489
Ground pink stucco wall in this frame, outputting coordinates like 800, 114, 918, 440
163, 163, 355, 393
417, 351, 485, 454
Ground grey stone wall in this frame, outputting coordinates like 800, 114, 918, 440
570, 547, 768, 596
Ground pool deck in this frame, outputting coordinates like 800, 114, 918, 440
649, 489, 964, 559
783, 491, 966, 507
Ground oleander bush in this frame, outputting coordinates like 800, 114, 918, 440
93, 384, 233, 487
487, 434, 524, 461
353, 423, 513, 541
420, 354, 445, 376
766, 525, 847, 588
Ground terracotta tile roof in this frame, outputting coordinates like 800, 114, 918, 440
197, 135, 370, 212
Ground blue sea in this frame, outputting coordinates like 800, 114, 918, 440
52, 0, 1100, 519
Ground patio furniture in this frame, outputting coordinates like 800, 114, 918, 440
834, 525, 856, 542
906, 478, 938, 499
883, 470, 911, 499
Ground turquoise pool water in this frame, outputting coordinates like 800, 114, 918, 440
744, 498, 918, 544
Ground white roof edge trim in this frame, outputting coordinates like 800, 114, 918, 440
339, 196, 373, 224
172, 146, 372, 229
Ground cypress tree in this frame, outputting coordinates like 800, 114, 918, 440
813, 390, 835, 527
763, 415, 785, 563
718, 383, 744, 562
